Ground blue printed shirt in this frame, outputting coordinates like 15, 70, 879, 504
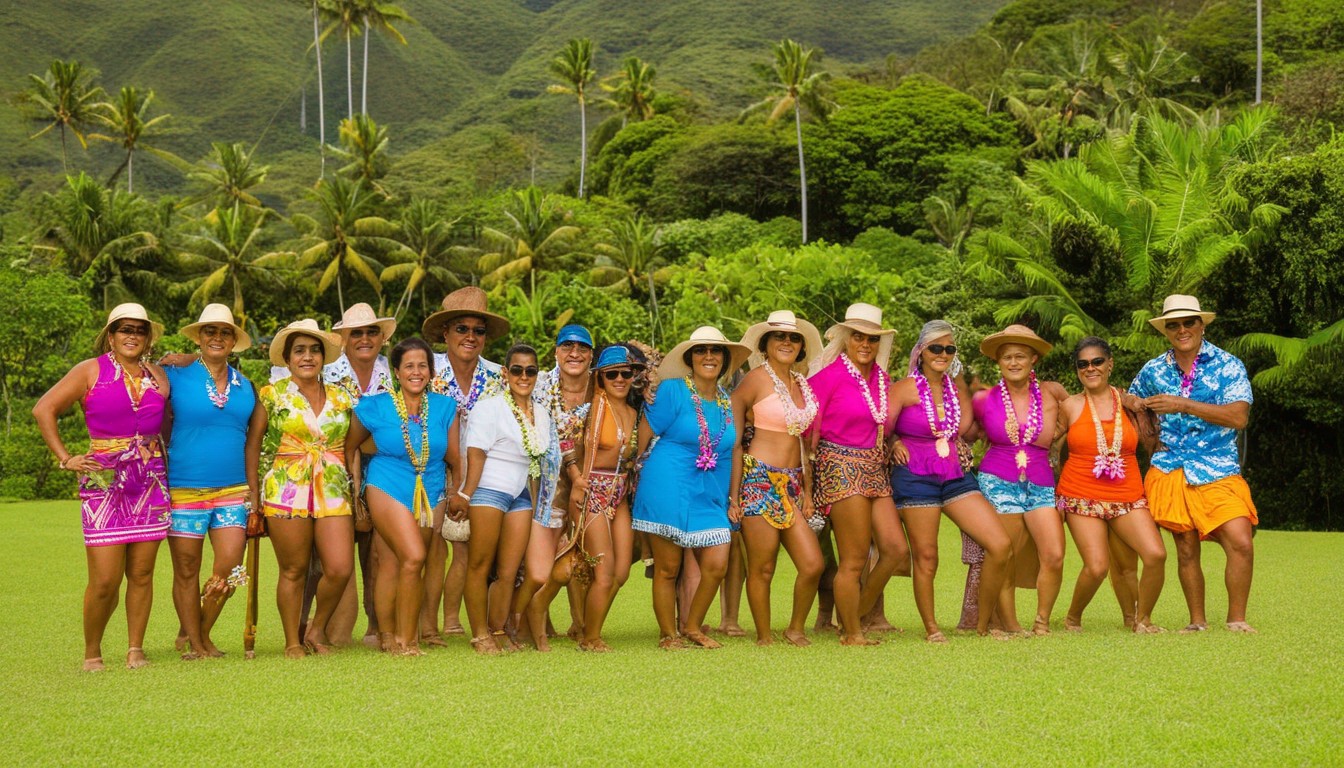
1129, 340, 1252, 486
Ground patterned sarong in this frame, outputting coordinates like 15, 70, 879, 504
80, 435, 170, 547
741, 453, 802, 530
813, 440, 891, 513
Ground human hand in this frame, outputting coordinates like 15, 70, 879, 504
888, 440, 910, 466
800, 496, 816, 521
61, 454, 101, 474
727, 500, 742, 524
448, 496, 469, 520
1142, 395, 1187, 415
158, 352, 198, 368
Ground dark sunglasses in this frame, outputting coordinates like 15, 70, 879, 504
1076, 356, 1109, 370
602, 369, 635, 381
346, 327, 382, 339
767, 331, 804, 344
452, 324, 488, 337
113, 324, 149, 336
1163, 317, 1201, 332
508, 365, 539, 378
200, 326, 235, 339
690, 345, 726, 356
927, 344, 957, 355
852, 333, 881, 345
557, 341, 591, 353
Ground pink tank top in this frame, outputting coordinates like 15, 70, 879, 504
751, 391, 789, 433
83, 354, 167, 440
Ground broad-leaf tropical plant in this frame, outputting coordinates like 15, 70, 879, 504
590, 214, 671, 345
177, 204, 294, 322
476, 186, 582, 292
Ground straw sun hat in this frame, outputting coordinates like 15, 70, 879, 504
269, 319, 343, 366
94, 303, 165, 353
658, 326, 751, 380
180, 303, 253, 352
333, 302, 396, 341
738, 310, 824, 374
1148, 294, 1216, 332
421, 286, 510, 343
979, 323, 1052, 359
814, 302, 897, 374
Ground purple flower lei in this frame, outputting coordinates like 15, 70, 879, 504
685, 376, 732, 471
913, 370, 961, 440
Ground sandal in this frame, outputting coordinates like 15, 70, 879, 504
420, 632, 449, 648
683, 630, 722, 649
125, 647, 151, 670
284, 644, 308, 659
925, 631, 949, 645
1225, 621, 1258, 634
82, 657, 105, 673
1178, 623, 1209, 634
1133, 621, 1166, 634
470, 635, 500, 655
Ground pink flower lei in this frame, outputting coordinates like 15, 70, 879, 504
1178, 353, 1200, 397
998, 372, 1044, 479
914, 369, 961, 449
685, 376, 732, 471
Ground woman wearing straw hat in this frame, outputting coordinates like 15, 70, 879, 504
806, 303, 902, 646
526, 344, 642, 652
456, 344, 552, 654
889, 320, 1012, 642
423, 287, 509, 642
34, 303, 171, 671
633, 327, 748, 649
164, 304, 265, 660
971, 324, 1067, 635
346, 337, 460, 655
253, 319, 356, 657
726, 311, 826, 646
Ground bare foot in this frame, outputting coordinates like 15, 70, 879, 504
126, 647, 150, 669
82, 657, 105, 672
1063, 616, 1083, 633
284, 645, 307, 660
566, 624, 583, 641
782, 629, 811, 647
180, 649, 203, 661
984, 628, 1026, 640
840, 633, 880, 646
756, 634, 775, 647
1226, 621, 1257, 634
442, 623, 466, 637
490, 631, 519, 652
362, 632, 381, 649
378, 632, 396, 652
470, 636, 500, 656
813, 619, 839, 633
304, 628, 334, 655
174, 630, 188, 652
658, 634, 687, 650
578, 638, 613, 653
392, 643, 424, 657
1032, 617, 1051, 636
420, 632, 449, 648
1178, 623, 1208, 634
532, 636, 553, 652
925, 631, 949, 644
683, 630, 722, 649
1134, 621, 1166, 634
201, 639, 225, 658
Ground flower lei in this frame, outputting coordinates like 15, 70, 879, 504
913, 369, 961, 459
108, 352, 157, 412
547, 370, 591, 454
507, 394, 547, 479
998, 372, 1044, 480
763, 363, 818, 436
686, 376, 732, 471
840, 353, 887, 447
1089, 386, 1126, 481
1177, 352, 1200, 398
435, 361, 491, 416
391, 389, 433, 526
203, 361, 240, 409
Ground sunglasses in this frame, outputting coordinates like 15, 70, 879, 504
852, 333, 881, 345
508, 365, 539, 378
452, 324, 488, 337
767, 331, 804, 344
690, 345, 726, 356
200, 326, 235, 339
926, 344, 957, 356
1163, 317, 1201, 332
113, 324, 149, 336
602, 369, 635, 380
346, 327, 382, 339
1076, 356, 1109, 370
557, 341, 591, 353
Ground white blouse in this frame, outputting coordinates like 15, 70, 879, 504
464, 393, 552, 497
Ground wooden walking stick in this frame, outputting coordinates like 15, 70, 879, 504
243, 535, 259, 660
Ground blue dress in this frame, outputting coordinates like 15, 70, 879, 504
355, 392, 455, 514
632, 378, 735, 548
165, 362, 256, 489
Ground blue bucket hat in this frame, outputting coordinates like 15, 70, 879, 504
555, 324, 593, 348
595, 344, 642, 370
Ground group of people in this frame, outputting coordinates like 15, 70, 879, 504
35, 286, 1260, 670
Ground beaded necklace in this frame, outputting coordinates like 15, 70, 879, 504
839, 354, 887, 448
914, 369, 961, 459
202, 361, 239, 409
763, 363, 818, 437
506, 393, 547, 479
997, 372, 1044, 480
685, 376, 732, 471
391, 389, 433, 526
547, 369, 591, 454
108, 353, 156, 412
1088, 386, 1126, 480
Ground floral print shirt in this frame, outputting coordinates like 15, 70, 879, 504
258, 378, 353, 516
324, 353, 394, 403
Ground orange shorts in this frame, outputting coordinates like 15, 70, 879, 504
1144, 467, 1257, 538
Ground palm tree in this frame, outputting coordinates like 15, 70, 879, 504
743, 39, 833, 243
477, 186, 581, 291
17, 59, 104, 172
547, 38, 597, 198
310, 0, 329, 176
89, 87, 182, 193
177, 204, 294, 321
591, 214, 670, 345
329, 114, 390, 193
320, 0, 362, 120
357, 0, 412, 114
599, 56, 656, 127
292, 176, 401, 309
187, 141, 270, 210
371, 198, 471, 318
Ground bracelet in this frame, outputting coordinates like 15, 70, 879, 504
457, 490, 471, 502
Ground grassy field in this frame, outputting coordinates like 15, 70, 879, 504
2, 501, 1340, 765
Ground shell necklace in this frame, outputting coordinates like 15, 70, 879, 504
203, 361, 240, 409
763, 363, 818, 436
840, 354, 887, 448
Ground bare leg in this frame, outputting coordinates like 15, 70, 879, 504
1063, 514, 1110, 630
485, 510, 532, 644
1109, 509, 1167, 631
372, 532, 397, 649
715, 531, 746, 636
902, 506, 943, 640
1172, 529, 1207, 631
464, 505, 503, 653
741, 516, 782, 644
367, 487, 428, 654
648, 534, 684, 646
944, 494, 1013, 637
829, 495, 876, 645
580, 514, 617, 651
443, 540, 467, 634
859, 496, 907, 630
512, 521, 559, 644
168, 535, 207, 657
994, 513, 1028, 633
814, 523, 838, 631
1108, 528, 1139, 628
676, 548, 701, 633
355, 528, 378, 643
267, 517, 315, 658
199, 526, 246, 655
1023, 506, 1065, 633
306, 515, 355, 652
684, 544, 730, 648
1211, 517, 1254, 629
83, 544, 126, 671
123, 540, 160, 668
420, 506, 448, 642
778, 518, 823, 646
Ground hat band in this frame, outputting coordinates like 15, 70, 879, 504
1160, 307, 1204, 316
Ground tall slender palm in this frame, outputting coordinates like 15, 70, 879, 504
320, 0, 362, 120
477, 186, 581, 291
187, 141, 269, 209
591, 214, 670, 345
89, 87, 182, 193
357, 0, 411, 115
547, 38, 597, 198
18, 59, 104, 172
177, 204, 294, 321
292, 176, 400, 309
599, 56, 656, 127
743, 40, 833, 243
329, 114, 390, 193
311, 0, 329, 176
372, 198, 469, 318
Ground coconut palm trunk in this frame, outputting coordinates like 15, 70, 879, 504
126, 151, 134, 194
579, 99, 588, 198
346, 28, 354, 120
362, 18, 370, 114
793, 99, 808, 243
313, 2, 326, 177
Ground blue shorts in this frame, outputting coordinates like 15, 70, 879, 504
470, 486, 533, 514
891, 466, 982, 509
168, 497, 248, 539
977, 473, 1056, 515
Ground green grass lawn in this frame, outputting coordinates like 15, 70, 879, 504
2, 501, 1340, 765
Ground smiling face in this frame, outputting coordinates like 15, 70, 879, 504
395, 348, 431, 396
1074, 345, 1113, 393
443, 314, 488, 365
845, 330, 879, 366
555, 340, 593, 377
286, 334, 326, 383
995, 343, 1038, 386
599, 364, 634, 399
197, 323, 237, 364
342, 324, 384, 365
108, 319, 151, 359
764, 331, 804, 367
688, 344, 725, 383
920, 334, 956, 376
505, 351, 539, 399
1162, 316, 1204, 355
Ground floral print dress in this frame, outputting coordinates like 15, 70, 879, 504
259, 378, 354, 518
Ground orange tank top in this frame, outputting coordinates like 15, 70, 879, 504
1056, 392, 1144, 503
751, 391, 789, 434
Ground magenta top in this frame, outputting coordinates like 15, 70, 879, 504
808, 357, 894, 448
893, 400, 963, 482
972, 389, 1053, 486
84, 354, 167, 440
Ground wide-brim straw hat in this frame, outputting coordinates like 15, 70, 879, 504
658, 326, 751, 380
94, 302, 164, 353
739, 310, 824, 374
269, 319, 343, 366
1148, 294, 1216, 331
180, 303, 252, 352
980, 323, 1052, 359
821, 302, 896, 372
421, 286, 510, 343
333, 302, 396, 342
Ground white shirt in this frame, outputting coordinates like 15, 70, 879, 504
464, 393, 552, 497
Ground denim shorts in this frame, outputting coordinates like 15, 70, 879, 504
470, 486, 533, 514
891, 465, 982, 509
977, 472, 1056, 515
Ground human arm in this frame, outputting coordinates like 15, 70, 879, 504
446, 416, 468, 520
1142, 396, 1249, 430
157, 352, 199, 368
887, 379, 910, 466
245, 392, 268, 513
345, 414, 371, 522
32, 360, 99, 473
726, 377, 755, 525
